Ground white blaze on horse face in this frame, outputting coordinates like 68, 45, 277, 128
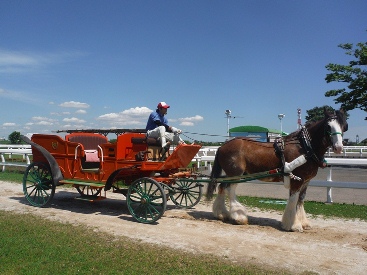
328, 119, 343, 154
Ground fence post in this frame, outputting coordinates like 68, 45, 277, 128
326, 166, 333, 203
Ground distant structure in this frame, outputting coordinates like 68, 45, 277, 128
297, 108, 302, 129
229, 126, 284, 142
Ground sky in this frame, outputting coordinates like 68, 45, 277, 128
1, 0, 366, 142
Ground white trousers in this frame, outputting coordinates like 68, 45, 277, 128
147, 126, 183, 147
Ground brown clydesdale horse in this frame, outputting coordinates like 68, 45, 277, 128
206, 108, 348, 232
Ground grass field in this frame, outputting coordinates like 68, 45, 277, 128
0, 210, 289, 275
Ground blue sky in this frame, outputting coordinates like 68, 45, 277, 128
1, 0, 366, 142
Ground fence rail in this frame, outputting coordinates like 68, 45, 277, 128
0, 145, 32, 171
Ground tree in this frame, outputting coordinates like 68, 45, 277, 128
305, 105, 349, 124
324, 41, 367, 112
8, 131, 21, 144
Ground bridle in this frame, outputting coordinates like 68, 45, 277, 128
325, 116, 343, 144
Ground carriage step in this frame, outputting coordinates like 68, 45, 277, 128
59, 179, 105, 188
75, 195, 106, 202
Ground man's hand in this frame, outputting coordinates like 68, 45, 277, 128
171, 127, 182, 134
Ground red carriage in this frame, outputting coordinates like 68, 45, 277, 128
21, 129, 202, 223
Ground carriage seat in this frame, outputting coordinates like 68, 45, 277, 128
131, 137, 169, 161
131, 137, 161, 147
66, 133, 108, 165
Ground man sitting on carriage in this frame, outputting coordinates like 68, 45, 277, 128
146, 101, 185, 149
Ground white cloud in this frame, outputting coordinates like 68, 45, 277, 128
59, 101, 90, 108
32, 116, 50, 121
180, 121, 195, 126
97, 106, 152, 127
0, 48, 87, 73
2, 122, 16, 127
76, 109, 87, 114
37, 121, 53, 126
63, 117, 86, 123
179, 115, 204, 127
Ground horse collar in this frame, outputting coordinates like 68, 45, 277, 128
299, 126, 324, 167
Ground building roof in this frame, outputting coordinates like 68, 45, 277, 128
229, 125, 282, 134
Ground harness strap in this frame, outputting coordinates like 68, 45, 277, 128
273, 126, 326, 172
299, 126, 326, 168
273, 137, 286, 168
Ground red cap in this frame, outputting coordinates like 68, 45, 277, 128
157, 102, 170, 109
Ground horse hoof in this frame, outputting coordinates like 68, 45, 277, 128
302, 224, 312, 230
291, 225, 304, 232
233, 217, 248, 225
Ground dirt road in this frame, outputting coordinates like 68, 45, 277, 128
1, 180, 366, 274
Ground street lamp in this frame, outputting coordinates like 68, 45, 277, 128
225, 110, 231, 137
278, 114, 285, 136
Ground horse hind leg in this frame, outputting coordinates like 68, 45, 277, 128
212, 183, 230, 221
227, 183, 248, 225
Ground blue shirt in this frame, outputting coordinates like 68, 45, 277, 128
146, 111, 169, 131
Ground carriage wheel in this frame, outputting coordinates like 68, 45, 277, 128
169, 178, 203, 208
23, 162, 55, 207
127, 177, 166, 224
75, 186, 101, 197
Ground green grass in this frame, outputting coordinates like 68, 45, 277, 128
238, 196, 367, 221
0, 169, 25, 182
0, 210, 284, 275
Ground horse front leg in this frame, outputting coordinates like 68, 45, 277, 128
297, 185, 312, 230
212, 183, 230, 221
227, 183, 248, 225
281, 191, 304, 232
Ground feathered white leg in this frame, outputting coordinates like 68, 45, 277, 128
212, 186, 230, 221
282, 192, 303, 232
297, 201, 312, 230
228, 184, 248, 225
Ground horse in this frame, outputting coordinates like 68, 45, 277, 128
206, 108, 348, 232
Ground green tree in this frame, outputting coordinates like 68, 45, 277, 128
305, 106, 349, 124
325, 41, 367, 112
305, 106, 334, 123
8, 131, 21, 144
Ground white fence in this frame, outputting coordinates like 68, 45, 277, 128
194, 146, 367, 203
326, 146, 367, 157
0, 144, 32, 171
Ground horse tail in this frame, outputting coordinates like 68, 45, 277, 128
206, 150, 222, 200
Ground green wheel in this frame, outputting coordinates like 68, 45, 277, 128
23, 162, 55, 207
127, 177, 166, 223
169, 179, 203, 208
75, 185, 101, 196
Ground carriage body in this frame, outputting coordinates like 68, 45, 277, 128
23, 130, 202, 223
